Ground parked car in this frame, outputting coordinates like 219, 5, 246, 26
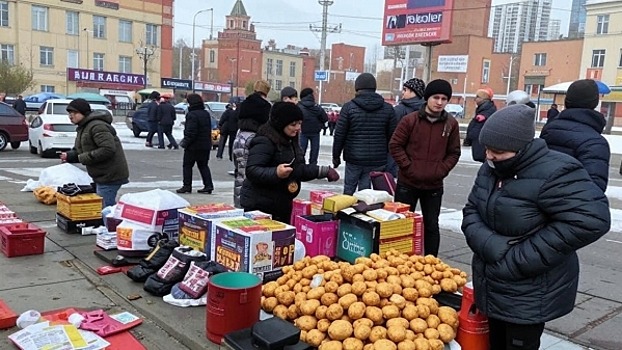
28, 115, 76, 157
24, 93, 64, 112
320, 103, 341, 113
38, 99, 112, 118
205, 102, 228, 120
445, 104, 464, 118
0, 102, 28, 151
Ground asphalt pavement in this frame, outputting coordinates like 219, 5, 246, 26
0, 124, 620, 349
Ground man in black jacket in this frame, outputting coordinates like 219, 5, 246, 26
333, 73, 397, 195
12, 95, 27, 116
216, 103, 238, 160
298, 88, 328, 165
157, 97, 178, 149
145, 91, 161, 148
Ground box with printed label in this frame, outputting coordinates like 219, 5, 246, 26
177, 207, 244, 255
291, 199, 312, 229
213, 219, 296, 279
296, 214, 338, 258
309, 190, 337, 205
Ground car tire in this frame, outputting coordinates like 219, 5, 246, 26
10, 141, 20, 149
132, 124, 141, 137
0, 132, 7, 151
38, 141, 48, 158
29, 141, 37, 154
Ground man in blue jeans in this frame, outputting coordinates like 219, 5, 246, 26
332, 73, 397, 194
298, 88, 327, 165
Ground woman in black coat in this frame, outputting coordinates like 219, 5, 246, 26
462, 105, 610, 350
176, 94, 214, 194
240, 102, 339, 223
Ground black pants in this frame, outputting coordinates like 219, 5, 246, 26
160, 124, 177, 148
328, 122, 336, 136
216, 133, 234, 160
488, 317, 545, 350
394, 182, 443, 256
146, 121, 162, 145
182, 150, 214, 189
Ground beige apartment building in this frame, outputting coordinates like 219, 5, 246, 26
0, 0, 174, 95
581, 0, 622, 120
262, 49, 305, 95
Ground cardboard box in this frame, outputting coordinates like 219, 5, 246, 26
114, 201, 180, 229
311, 203, 323, 215
322, 195, 358, 214
56, 193, 103, 220
383, 201, 411, 213
56, 213, 103, 234
296, 214, 338, 258
291, 199, 312, 229
244, 211, 272, 220
213, 219, 296, 279
184, 204, 243, 219
309, 190, 337, 205
177, 208, 244, 255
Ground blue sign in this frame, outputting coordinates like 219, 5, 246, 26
314, 70, 328, 81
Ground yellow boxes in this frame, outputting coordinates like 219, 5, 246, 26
56, 193, 103, 221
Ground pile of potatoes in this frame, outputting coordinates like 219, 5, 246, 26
261, 250, 468, 350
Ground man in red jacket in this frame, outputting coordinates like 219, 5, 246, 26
389, 79, 461, 256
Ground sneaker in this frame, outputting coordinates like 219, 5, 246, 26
176, 187, 192, 193
197, 187, 212, 194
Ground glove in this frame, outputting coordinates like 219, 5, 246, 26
327, 167, 340, 182
332, 158, 341, 169
475, 114, 486, 122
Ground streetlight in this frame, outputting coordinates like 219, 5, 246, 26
191, 8, 214, 93
136, 45, 155, 89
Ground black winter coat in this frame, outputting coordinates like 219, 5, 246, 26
332, 91, 397, 166
466, 100, 497, 162
157, 101, 176, 126
12, 99, 26, 115
180, 105, 212, 151
298, 95, 328, 134
219, 108, 239, 136
146, 100, 159, 122
238, 93, 271, 132
241, 123, 321, 223
540, 108, 609, 192
462, 138, 610, 324
393, 96, 425, 121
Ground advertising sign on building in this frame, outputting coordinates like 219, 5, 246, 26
345, 71, 361, 81
67, 68, 145, 87
437, 55, 468, 73
382, 0, 454, 46
161, 78, 192, 90
194, 81, 232, 93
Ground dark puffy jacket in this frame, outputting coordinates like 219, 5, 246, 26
393, 96, 425, 121
238, 92, 271, 132
465, 100, 497, 162
540, 108, 609, 192
146, 100, 159, 122
66, 110, 129, 184
181, 105, 212, 151
332, 91, 397, 167
462, 138, 610, 324
157, 101, 176, 126
219, 108, 239, 136
241, 123, 322, 223
298, 95, 328, 134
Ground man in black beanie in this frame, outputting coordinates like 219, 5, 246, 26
389, 78, 461, 256
298, 87, 328, 165
145, 91, 161, 148
332, 72, 397, 194
540, 79, 609, 191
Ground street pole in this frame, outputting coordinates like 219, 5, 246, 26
178, 44, 183, 79
191, 8, 213, 93
310, 0, 340, 105
506, 55, 515, 95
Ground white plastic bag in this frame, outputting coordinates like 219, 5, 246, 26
21, 164, 92, 192
353, 189, 393, 205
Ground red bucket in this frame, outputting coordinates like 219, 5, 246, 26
206, 272, 262, 344
456, 282, 489, 350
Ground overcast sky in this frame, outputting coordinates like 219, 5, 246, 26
173, 0, 571, 54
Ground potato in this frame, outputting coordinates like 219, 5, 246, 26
337, 284, 353, 297
437, 306, 459, 329
293, 260, 306, 271
308, 287, 326, 300
340, 293, 359, 310
413, 338, 431, 350
409, 318, 428, 333
417, 288, 432, 298
326, 303, 345, 321
426, 315, 441, 329
322, 292, 339, 306
318, 318, 331, 332
353, 274, 365, 283
302, 286, 311, 293
300, 278, 312, 287
431, 284, 442, 295
363, 345, 374, 350
296, 315, 318, 331
330, 273, 344, 284
373, 339, 397, 350
300, 299, 321, 316
328, 320, 354, 341
295, 292, 308, 308
353, 324, 372, 341
351, 281, 367, 296
263, 281, 279, 297
262, 297, 278, 312
386, 317, 409, 329
376, 282, 393, 298
423, 328, 439, 340
273, 305, 288, 319
398, 340, 416, 350
325, 281, 340, 293
302, 265, 319, 279
306, 329, 326, 347
401, 305, 418, 321
319, 340, 343, 350
440, 278, 458, 293
287, 304, 299, 320
355, 257, 373, 266
311, 255, 330, 265
353, 318, 374, 329
428, 339, 444, 350
402, 288, 419, 302
382, 304, 401, 320
387, 325, 407, 343
418, 298, 439, 315
376, 268, 389, 280
390, 294, 407, 309
300, 330, 308, 342
363, 269, 378, 281
437, 323, 456, 343
365, 306, 384, 325
316, 305, 329, 319
348, 301, 366, 320
392, 284, 403, 295
276, 291, 295, 306
362, 291, 381, 306
416, 305, 431, 319
405, 330, 416, 341
343, 337, 365, 350
342, 265, 357, 282
368, 326, 387, 343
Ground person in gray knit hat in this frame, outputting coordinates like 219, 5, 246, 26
463, 103, 610, 350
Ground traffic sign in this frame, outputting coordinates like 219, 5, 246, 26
314, 70, 328, 81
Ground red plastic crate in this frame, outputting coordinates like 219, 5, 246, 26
0, 299, 17, 329
0, 223, 46, 258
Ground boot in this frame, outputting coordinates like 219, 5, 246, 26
197, 187, 212, 194
176, 186, 192, 193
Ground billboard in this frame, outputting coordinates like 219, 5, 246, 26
437, 55, 468, 73
382, 0, 454, 46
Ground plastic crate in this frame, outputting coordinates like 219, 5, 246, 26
0, 299, 17, 329
56, 193, 103, 220
0, 223, 46, 257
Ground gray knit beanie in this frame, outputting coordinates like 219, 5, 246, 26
479, 104, 535, 152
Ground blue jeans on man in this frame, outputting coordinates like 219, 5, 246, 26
300, 133, 320, 165
343, 163, 384, 195
96, 182, 125, 208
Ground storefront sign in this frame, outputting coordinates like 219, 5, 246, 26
67, 68, 145, 87
161, 78, 192, 90
194, 81, 232, 93
382, 0, 454, 45
437, 55, 468, 73
95, 0, 119, 10
62, 0, 84, 4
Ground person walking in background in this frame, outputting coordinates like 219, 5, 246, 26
327, 108, 339, 136
216, 103, 238, 160
60, 98, 129, 207
333, 73, 396, 195
145, 91, 161, 148
233, 80, 272, 207
387, 77, 427, 177
298, 88, 328, 165
176, 94, 214, 194
465, 87, 497, 162
280, 86, 299, 104
547, 103, 560, 120
540, 79, 610, 192
241, 102, 339, 223
12, 95, 26, 116
462, 104, 610, 350
389, 79, 461, 256
157, 97, 178, 150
